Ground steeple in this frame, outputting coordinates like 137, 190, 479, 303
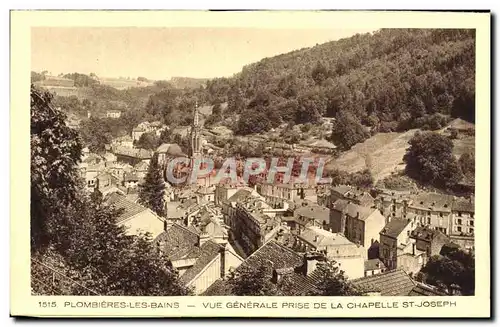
190, 100, 202, 158
193, 101, 200, 128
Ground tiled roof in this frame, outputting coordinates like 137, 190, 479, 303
409, 192, 454, 212
352, 269, 416, 296
201, 278, 229, 296
331, 199, 350, 211
226, 189, 253, 203
294, 204, 329, 224
113, 146, 152, 159
364, 258, 386, 272
344, 203, 376, 221
452, 197, 474, 213
243, 240, 303, 271
134, 161, 149, 171
380, 218, 411, 238
298, 227, 354, 248
409, 282, 447, 296
410, 226, 449, 242
105, 193, 149, 223
179, 240, 223, 285
156, 143, 186, 156
154, 224, 200, 261
331, 185, 353, 196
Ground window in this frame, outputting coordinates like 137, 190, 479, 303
439, 212, 443, 217
457, 226, 462, 232
458, 212, 462, 217
469, 228, 474, 234
427, 217, 431, 224
469, 220, 474, 227
457, 219, 462, 225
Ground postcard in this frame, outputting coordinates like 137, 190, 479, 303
10, 10, 491, 318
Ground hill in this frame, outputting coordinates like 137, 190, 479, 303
325, 120, 475, 182
169, 77, 208, 89
198, 28, 475, 150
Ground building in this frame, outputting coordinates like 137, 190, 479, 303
106, 110, 122, 119
112, 146, 152, 166
112, 135, 134, 148
256, 182, 317, 208
154, 223, 243, 294
450, 197, 475, 250
406, 193, 454, 235
294, 226, 365, 279
133, 161, 149, 181
282, 201, 330, 233
123, 172, 140, 189
351, 269, 444, 296
364, 258, 386, 277
330, 200, 386, 252
410, 226, 450, 258
379, 218, 418, 271
232, 198, 283, 256
374, 188, 412, 221
105, 193, 166, 239
156, 143, 187, 167
330, 185, 375, 207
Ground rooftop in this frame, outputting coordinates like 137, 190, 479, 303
105, 193, 150, 223
380, 218, 411, 239
294, 204, 329, 224
409, 192, 454, 212
352, 269, 416, 296
364, 258, 386, 272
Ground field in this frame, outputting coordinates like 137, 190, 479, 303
324, 125, 475, 182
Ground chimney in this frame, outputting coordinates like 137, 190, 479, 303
302, 251, 325, 276
198, 232, 210, 247
314, 235, 319, 242
412, 243, 416, 255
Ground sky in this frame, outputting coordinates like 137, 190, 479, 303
31, 27, 376, 80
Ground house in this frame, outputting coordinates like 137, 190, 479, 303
406, 193, 454, 235
294, 226, 365, 279
112, 135, 134, 148
132, 126, 146, 142
202, 241, 321, 296
232, 197, 283, 256
154, 223, 243, 294
107, 162, 133, 182
165, 201, 188, 226
351, 269, 443, 296
112, 146, 152, 166
219, 187, 262, 227
194, 186, 216, 203
374, 188, 412, 221
123, 172, 140, 189
330, 200, 386, 253
256, 182, 317, 209
379, 218, 416, 270
364, 258, 386, 277
283, 201, 330, 233
410, 226, 450, 258
133, 161, 149, 181
102, 152, 117, 164
105, 193, 166, 239
106, 110, 122, 119
450, 197, 475, 250
330, 185, 375, 207
156, 143, 187, 166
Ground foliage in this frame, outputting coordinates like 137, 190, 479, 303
419, 248, 475, 295
403, 131, 463, 189
236, 110, 272, 135
138, 153, 166, 217
329, 111, 370, 151
31, 85, 83, 250
329, 168, 374, 188
377, 174, 415, 190
226, 264, 278, 296
31, 86, 190, 295
31, 71, 46, 83
458, 151, 475, 179
63, 72, 99, 87
135, 131, 160, 151
306, 260, 365, 296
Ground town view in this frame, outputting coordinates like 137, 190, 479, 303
31, 28, 475, 297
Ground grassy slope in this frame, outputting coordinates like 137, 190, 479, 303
325, 125, 475, 182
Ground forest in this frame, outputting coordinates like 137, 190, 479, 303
48, 28, 475, 152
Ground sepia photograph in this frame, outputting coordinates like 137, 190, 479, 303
11, 10, 491, 318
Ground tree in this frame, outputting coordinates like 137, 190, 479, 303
236, 110, 272, 135
31, 85, 83, 250
306, 260, 364, 296
135, 131, 160, 151
329, 111, 370, 151
458, 151, 475, 179
403, 131, 463, 188
419, 248, 475, 295
78, 117, 113, 153
138, 153, 166, 217
227, 264, 278, 296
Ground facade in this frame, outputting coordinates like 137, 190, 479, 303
450, 197, 475, 238
295, 226, 365, 279
232, 198, 282, 256
379, 218, 416, 270
410, 226, 450, 258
